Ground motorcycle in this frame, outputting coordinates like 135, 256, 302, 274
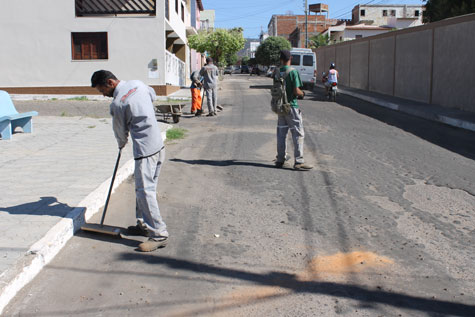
328, 82, 338, 102
322, 72, 338, 102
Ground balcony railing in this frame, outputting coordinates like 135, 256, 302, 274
165, 50, 185, 87
75, 0, 156, 16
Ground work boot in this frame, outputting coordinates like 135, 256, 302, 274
294, 163, 313, 171
206, 112, 214, 117
126, 224, 148, 236
275, 161, 285, 168
138, 236, 168, 252
195, 110, 202, 116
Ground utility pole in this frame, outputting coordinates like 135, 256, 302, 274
304, 0, 308, 48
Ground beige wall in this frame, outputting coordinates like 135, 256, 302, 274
369, 37, 394, 95
315, 14, 475, 113
350, 42, 369, 90
432, 19, 475, 110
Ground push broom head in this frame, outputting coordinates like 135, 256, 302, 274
81, 223, 123, 237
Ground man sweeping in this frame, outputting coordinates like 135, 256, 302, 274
91, 70, 168, 252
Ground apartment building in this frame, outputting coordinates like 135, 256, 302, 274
352, 4, 424, 28
0, 0, 193, 95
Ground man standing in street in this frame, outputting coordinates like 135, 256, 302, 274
91, 70, 169, 252
200, 57, 219, 117
274, 50, 313, 171
190, 69, 203, 116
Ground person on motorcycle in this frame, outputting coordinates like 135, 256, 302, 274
324, 63, 339, 98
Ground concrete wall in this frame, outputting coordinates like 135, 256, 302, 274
369, 37, 395, 96
0, 0, 189, 90
350, 41, 369, 90
315, 13, 475, 113
432, 19, 475, 111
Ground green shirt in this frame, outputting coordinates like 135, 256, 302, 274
279, 65, 303, 108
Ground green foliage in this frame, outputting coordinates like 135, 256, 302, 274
309, 34, 329, 48
423, 0, 475, 22
188, 28, 245, 64
241, 56, 250, 66
166, 127, 187, 140
67, 96, 88, 101
255, 36, 291, 66
224, 53, 239, 66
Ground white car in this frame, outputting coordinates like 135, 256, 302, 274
266, 66, 276, 77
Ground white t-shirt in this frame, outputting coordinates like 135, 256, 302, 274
328, 69, 338, 83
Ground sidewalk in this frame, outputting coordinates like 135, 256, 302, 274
0, 116, 169, 313
315, 83, 475, 132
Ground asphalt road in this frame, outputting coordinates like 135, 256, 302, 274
4, 75, 475, 316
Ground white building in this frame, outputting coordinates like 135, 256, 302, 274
200, 9, 215, 31
0, 0, 192, 95
322, 4, 424, 44
352, 4, 424, 28
323, 23, 393, 43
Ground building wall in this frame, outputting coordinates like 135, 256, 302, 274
354, 5, 423, 26
314, 14, 475, 113
200, 9, 215, 30
0, 0, 189, 89
342, 28, 391, 41
268, 14, 333, 48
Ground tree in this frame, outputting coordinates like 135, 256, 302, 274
255, 36, 291, 66
188, 27, 245, 67
423, 0, 475, 23
241, 56, 250, 66
225, 53, 239, 66
309, 34, 329, 48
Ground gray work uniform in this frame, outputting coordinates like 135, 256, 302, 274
110, 80, 168, 238
200, 64, 219, 113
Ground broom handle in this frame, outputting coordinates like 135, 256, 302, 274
100, 148, 122, 226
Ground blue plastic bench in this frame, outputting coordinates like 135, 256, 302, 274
0, 90, 38, 140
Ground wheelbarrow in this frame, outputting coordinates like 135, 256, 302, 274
154, 102, 187, 123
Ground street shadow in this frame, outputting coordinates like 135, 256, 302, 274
309, 87, 475, 161
170, 158, 279, 169
0, 196, 74, 217
249, 85, 272, 89
117, 253, 475, 317
75, 230, 142, 248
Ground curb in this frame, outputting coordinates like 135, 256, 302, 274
315, 84, 475, 133
0, 129, 169, 314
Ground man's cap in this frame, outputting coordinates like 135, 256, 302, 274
280, 50, 291, 61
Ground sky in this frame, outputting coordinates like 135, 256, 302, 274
201, 0, 426, 38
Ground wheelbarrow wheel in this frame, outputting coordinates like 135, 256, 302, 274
172, 114, 180, 123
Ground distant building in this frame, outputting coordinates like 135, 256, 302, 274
352, 4, 424, 28
200, 9, 215, 31
268, 3, 342, 48
238, 39, 260, 58
322, 4, 425, 43
259, 30, 269, 43
322, 23, 393, 43
188, 0, 205, 73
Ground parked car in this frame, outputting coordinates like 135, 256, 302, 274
250, 65, 261, 76
224, 66, 234, 74
266, 66, 276, 77
241, 65, 250, 74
